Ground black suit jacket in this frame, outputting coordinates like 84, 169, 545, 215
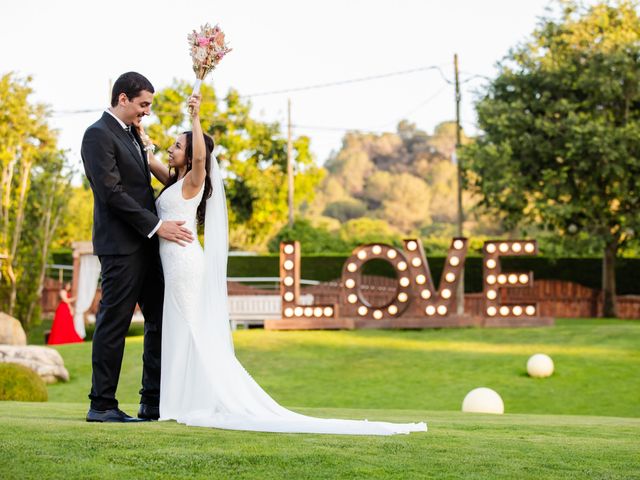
81, 112, 159, 255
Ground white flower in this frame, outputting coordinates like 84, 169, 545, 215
195, 47, 208, 62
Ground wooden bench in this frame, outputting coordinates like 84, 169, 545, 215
228, 294, 314, 330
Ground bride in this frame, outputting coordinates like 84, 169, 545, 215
142, 94, 426, 435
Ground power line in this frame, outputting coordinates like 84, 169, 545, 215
241, 65, 452, 98
288, 80, 451, 134
52, 64, 455, 116
292, 124, 392, 134
458, 71, 492, 84
51, 64, 475, 118
51, 108, 103, 116
53, 83, 453, 137
369, 83, 450, 130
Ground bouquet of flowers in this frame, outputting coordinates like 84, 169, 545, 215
187, 23, 232, 96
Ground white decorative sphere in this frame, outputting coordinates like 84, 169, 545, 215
462, 387, 504, 414
527, 353, 554, 378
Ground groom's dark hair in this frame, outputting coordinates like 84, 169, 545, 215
110, 72, 155, 107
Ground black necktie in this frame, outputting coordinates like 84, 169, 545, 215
125, 126, 143, 161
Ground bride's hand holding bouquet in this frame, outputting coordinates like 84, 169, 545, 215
187, 94, 202, 119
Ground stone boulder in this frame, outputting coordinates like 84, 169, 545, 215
0, 345, 69, 384
0, 312, 27, 345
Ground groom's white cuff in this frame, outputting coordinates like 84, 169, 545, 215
148, 220, 162, 238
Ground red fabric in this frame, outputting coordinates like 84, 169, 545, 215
48, 301, 83, 345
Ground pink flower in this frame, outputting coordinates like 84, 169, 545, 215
198, 36, 211, 47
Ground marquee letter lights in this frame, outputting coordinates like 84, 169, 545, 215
483, 240, 537, 318
340, 243, 412, 320
280, 241, 337, 320
279, 238, 546, 327
405, 238, 469, 316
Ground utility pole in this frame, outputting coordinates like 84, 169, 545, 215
287, 98, 294, 227
454, 54, 465, 315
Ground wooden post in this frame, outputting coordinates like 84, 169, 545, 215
454, 54, 465, 315
287, 98, 294, 227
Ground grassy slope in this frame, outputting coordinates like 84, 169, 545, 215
47, 319, 640, 417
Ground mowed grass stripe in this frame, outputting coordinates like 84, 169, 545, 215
0, 403, 638, 479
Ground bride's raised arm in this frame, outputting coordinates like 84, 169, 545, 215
186, 94, 207, 190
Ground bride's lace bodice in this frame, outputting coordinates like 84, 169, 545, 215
155, 178, 205, 318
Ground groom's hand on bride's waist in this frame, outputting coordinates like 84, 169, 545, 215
157, 221, 194, 246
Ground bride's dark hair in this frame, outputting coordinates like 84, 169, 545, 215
160, 131, 214, 226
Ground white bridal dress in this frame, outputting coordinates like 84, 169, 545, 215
156, 157, 427, 435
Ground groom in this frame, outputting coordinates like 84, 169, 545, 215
81, 72, 193, 422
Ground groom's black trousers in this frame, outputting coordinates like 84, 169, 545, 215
89, 242, 164, 411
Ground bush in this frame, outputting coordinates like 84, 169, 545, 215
83, 322, 145, 341
50, 248, 73, 267
339, 218, 402, 250
268, 219, 348, 254
323, 199, 367, 222
0, 363, 48, 402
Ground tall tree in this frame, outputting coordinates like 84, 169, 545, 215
53, 180, 94, 248
17, 151, 71, 327
462, 1, 640, 316
363, 171, 432, 231
0, 73, 71, 327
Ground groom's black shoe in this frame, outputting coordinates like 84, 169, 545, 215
138, 403, 160, 421
86, 408, 145, 423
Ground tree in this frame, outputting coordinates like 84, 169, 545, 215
147, 80, 323, 251
311, 121, 501, 240
0, 73, 71, 327
323, 199, 367, 222
324, 136, 376, 195
338, 217, 401, 250
363, 171, 432, 232
462, 1, 640, 316
268, 218, 348, 254
17, 151, 71, 326
426, 121, 470, 160
53, 180, 94, 247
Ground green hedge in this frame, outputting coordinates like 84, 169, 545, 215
0, 363, 48, 402
49, 249, 640, 294
51, 248, 73, 266
228, 255, 640, 294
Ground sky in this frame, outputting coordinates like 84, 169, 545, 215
1, 0, 560, 176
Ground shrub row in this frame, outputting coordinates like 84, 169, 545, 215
49, 250, 639, 294
227, 255, 640, 294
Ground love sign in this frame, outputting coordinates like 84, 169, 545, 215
274, 238, 543, 329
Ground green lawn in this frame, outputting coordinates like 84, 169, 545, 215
2, 318, 639, 478
0, 402, 638, 479
47, 319, 639, 417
